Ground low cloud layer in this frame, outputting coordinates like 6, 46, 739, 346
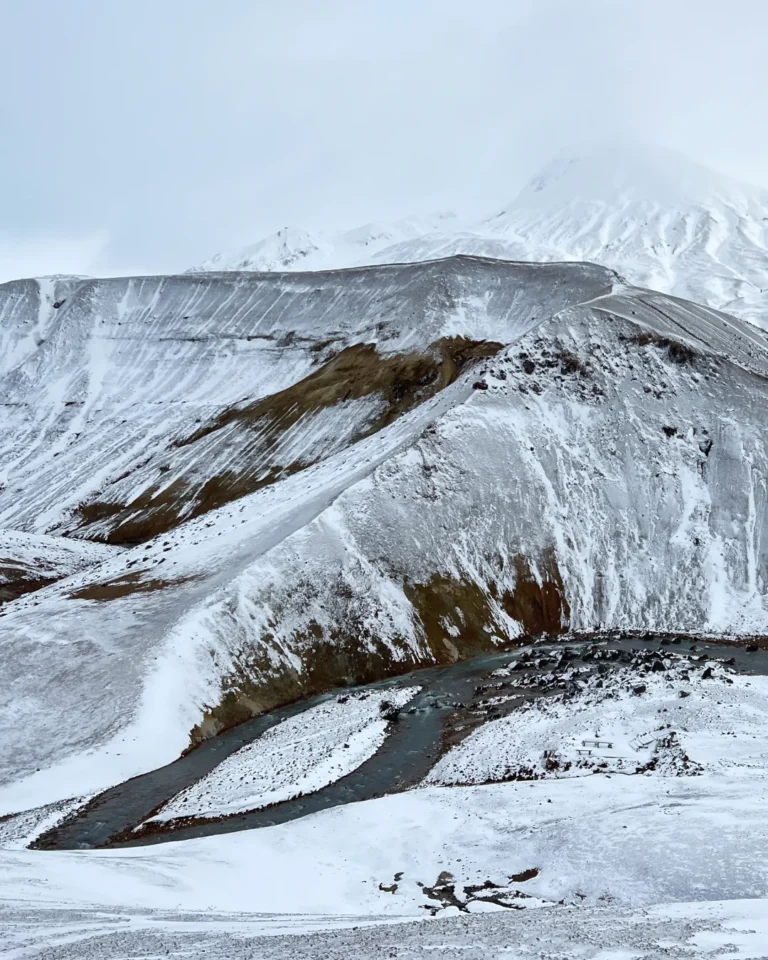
0, 0, 766, 279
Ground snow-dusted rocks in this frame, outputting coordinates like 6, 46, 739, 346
427, 656, 767, 786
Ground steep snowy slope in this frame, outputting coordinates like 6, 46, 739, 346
0, 276, 85, 377
0, 258, 610, 539
192, 144, 768, 328
2, 256, 768, 815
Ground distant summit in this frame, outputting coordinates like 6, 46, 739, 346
509, 140, 764, 210
189, 142, 768, 329
188, 214, 462, 274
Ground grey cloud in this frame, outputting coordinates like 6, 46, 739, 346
0, 0, 766, 280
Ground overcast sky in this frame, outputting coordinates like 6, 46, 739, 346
1, 0, 767, 280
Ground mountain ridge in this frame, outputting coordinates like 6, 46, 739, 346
188, 143, 768, 330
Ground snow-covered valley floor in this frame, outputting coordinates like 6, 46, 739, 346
4, 898, 768, 959
3, 640, 768, 956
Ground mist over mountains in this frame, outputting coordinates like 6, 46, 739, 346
192, 143, 768, 330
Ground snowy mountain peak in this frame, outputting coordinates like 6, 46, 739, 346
187, 141, 768, 330
509, 141, 767, 212
189, 213, 463, 274
194, 225, 323, 273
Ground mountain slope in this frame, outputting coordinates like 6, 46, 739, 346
0, 256, 616, 811
191, 144, 768, 329
0, 530, 116, 604
2, 257, 768, 814
0, 257, 611, 539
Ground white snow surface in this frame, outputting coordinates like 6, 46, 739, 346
0, 529, 116, 585
428, 658, 768, 785
151, 686, 420, 821
4, 772, 768, 914
3, 646, 768, 954
191, 142, 768, 330
3, 897, 768, 958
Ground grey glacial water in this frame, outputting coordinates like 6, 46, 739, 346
33, 635, 768, 851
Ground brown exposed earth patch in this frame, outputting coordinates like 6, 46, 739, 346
190, 625, 427, 746
177, 336, 501, 449
405, 550, 569, 663
189, 550, 569, 747
500, 553, 570, 635
71, 337, 502, 546
0, 564, 58, 605
624, 330, 698, 365
69, 571, 198, 601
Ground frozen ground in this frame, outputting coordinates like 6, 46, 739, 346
3, 898, 768, 959
3, 662, 768, 908
3, 766, 768, 955
2, 643, 768, 952
4, 773, 768, 914
149, 686, 420, 822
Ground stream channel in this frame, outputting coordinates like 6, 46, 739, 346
33, 635, 768, 851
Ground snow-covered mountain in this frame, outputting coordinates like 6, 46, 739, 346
2, 256, 768, 815
5, 233, 768, 952
190, 143, 768, 329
